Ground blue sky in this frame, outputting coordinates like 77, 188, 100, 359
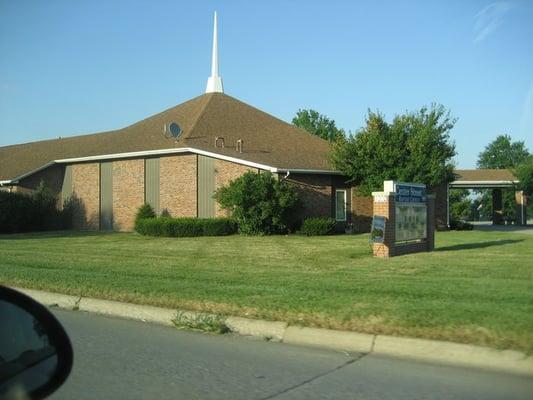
0, 0, 532, 168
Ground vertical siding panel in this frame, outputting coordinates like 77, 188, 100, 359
145, 158, 160, 214
61, 165, 73, 206
100, 162, 113, 230
198, 155, 215, 218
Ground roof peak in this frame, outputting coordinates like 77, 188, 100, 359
205, 11, 224, 94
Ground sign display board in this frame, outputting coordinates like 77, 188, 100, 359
370, 216, 386, 243
387, 181, 427, 242
395, 204, 427, 242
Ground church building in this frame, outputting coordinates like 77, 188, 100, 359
0, 13, 366, 231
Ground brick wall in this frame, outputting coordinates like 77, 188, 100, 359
112, 159, 144, 231
16, 164, 64, 206
214, 159, 257, 217
160, 154, 197, 217
286, 174, 333, 220
351, 194, 373, 233
72, 162, 100, 230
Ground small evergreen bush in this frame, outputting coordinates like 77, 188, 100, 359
134, 203, 156, 232
301, 217, 337, 236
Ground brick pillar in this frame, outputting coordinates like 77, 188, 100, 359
492, 188, 503, 225
426, 194, 436, 251
515, 190, 527, 226
372, 192, 395, 257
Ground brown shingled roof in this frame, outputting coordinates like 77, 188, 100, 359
453, 169, 517, 182
0, 93, 333, 181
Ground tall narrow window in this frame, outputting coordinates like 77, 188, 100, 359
335, 189, 347, 221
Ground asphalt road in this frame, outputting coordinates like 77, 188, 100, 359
49, 309, 533, 400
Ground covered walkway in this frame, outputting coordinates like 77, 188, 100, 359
449, 169, 527, 226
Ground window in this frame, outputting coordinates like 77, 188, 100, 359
335, 189, 347, 221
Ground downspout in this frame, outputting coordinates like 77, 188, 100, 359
280, 170, 290, 181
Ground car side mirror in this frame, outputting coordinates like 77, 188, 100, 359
0, 286, 73, 400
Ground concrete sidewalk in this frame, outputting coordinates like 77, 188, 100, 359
13, 286, 533, 377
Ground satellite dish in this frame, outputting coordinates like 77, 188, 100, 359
168, 122, 182, 139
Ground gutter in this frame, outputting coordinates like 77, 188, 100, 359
280, 170, 291, 182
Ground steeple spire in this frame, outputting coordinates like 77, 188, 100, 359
205, 11, 224, 93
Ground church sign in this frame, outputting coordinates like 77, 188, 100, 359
394, 183, 426, 204
382, 181, 428, 243
371, 181, 434, 257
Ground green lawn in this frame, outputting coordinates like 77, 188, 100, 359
1, 230, 532, 352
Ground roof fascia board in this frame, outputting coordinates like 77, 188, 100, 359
276, 168, 343, 175
5, 147, 342, 183
55, 147, 278, 172
54, 148, 343, 175
451, 180, 518, 185
450, 180, 518, 188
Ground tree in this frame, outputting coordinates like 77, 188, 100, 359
449, 189, 473, 221
134, 203, 156, 232
477, 135, 529, 169
515, 155, 533, 195
214, 171, 300, 235
477, 135, 530, 221
292, 109, 345, 142
330, 104, 456, 195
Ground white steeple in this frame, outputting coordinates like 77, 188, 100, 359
205, 11, 224, 93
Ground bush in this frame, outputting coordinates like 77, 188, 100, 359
134, 203, 156, 231
135, 217, 237, 237
301, 217, 336, 236
449, 220, 474, 231
214, 171, 300, 235
0, 182, 68, 233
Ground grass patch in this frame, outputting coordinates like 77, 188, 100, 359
0, 230, 532, 352
172, 311, 229, 334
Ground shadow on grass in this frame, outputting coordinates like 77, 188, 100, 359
435, 239, 524, 252
0, 230, 121, 240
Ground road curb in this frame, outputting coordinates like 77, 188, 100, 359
225, 316, 287, 342
284, 326, 375, 353
78, 297, 177, 326
15, 287, 80, 310
373, 335, 533, 376
12, 287, 533, 377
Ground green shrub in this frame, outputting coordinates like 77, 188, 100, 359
301, 217, 337, 236
214, 171, 300, 235
449, 219, 474, 231
136, 203, 156, 220
134, 203, 156, 232
0, 182, 68, 233
135, 217, 237, 237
